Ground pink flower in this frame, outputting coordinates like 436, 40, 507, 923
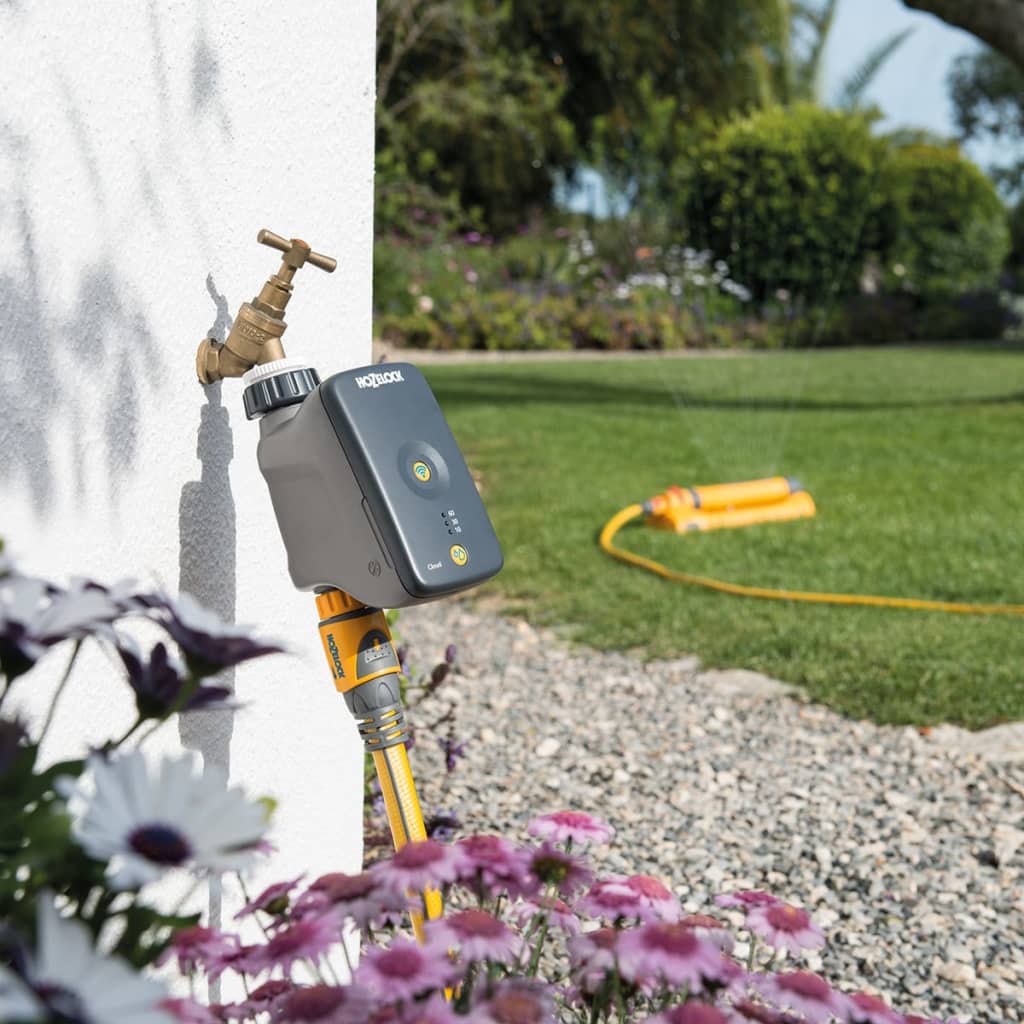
527, 811, 614, 847
578, 879, 645, 922
579, 875, 680, 924
237, 876, 304, 919
511, 896, 580, 935
454, 835, 536, 900
468, 979, 553, 1023
429, 909, 520, 964
679, 914, 735, 953
568, 927, 619, 994
616, 923, 730, 992
528, 843, 593, 897
727, 1001, 793, 1024
847, 992, 901, 1024
221, 979, 293, 1019
159, 926, 240, 976
246, 914, 340, 975
645, 1004, 730, 1024
760, 972, 845, 1024
371, 840, 467, 896
161, 997, 220, 1023
271, 983, 373, 1023
295, 871, 404, 929
715, 891, 778, 910
746, 903, 825, 955
356, 936, 457, 1003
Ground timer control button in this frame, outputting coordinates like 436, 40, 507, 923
449, 544, 469, 566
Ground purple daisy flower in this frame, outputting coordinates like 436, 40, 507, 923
295, 871, 405, 929
617, 923, 730, 992
220, 979, 293, 1020
760, 972, 845, 1023
371, 839, 468, 896
454, 835, 537, 900
578, 879, 646, 922
159, 926, 240, 976
236, 875, 304, 920
429, 909, 521, 964
246, 914, 340, 976
847, 992, 901, 1024
645, 1003, 730, 1024
512, 895, 580, 935
355, 937, 457, 1003
715, 891, 779, 911
527, 811, 615, 847
746, 903, 825, 955
468, 979, 554, 1023
528, 842, 593, 898
271, 983, 373, 1023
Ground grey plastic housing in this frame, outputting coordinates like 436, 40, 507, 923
255, 362, 503, 607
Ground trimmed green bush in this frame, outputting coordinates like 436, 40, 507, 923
680, 105, 888, 302
879, 143, 1010, 297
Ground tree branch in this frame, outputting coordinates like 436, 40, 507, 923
903, 0, 1024, 73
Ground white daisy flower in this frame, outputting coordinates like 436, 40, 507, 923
0, 896, 173, 1023
65, 750, 270, 888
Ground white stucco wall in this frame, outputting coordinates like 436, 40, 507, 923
0, 0, 375, 924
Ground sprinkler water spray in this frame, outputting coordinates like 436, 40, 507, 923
195, 230, 503, 940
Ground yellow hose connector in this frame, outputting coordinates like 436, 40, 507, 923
599, 488, 1024, 617
315, 589, 443, 942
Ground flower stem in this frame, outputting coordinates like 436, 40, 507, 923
38, 640, 83, 745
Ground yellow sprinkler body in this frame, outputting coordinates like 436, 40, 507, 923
645, 476, 815, 533
601, 476, 1024, 616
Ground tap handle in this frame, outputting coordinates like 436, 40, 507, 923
257, 229, 337, 273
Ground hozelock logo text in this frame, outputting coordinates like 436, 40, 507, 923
326, 633, 344, 679
354, 370, 405, 390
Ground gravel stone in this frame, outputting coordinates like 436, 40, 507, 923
397, 601, 1024, 1022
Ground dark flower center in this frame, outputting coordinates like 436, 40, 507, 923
128, 823, 191, 864
452, 909, 504, 938
643, 923, 699, 955
778, 971, 831, 999
765, 904, 810, 932
280, 985, 347, 1020
489, 991, 545, 1024
531, 853, 571, 883
378, 946, 426, 979
393, 841, 444, 869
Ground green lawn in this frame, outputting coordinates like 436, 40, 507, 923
424, 346, 1024, 729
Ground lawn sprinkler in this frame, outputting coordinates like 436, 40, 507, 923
601, 477, 1024, 616
643, 476, 815, 534
195, 230, 503, 939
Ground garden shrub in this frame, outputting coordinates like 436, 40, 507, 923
879, 143, 1010, 297
679, 105, 889, 303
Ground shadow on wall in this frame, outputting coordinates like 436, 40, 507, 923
177, 278, 237, 937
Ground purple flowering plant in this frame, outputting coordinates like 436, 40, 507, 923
167, 811, 959, 1024
0, 550, 282, 1023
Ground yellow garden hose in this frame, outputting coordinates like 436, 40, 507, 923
600, 502, 1024, 617
316, 589, 443, 943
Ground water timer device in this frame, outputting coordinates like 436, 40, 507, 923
242, 359, 503, 607
195, 229, 501, 942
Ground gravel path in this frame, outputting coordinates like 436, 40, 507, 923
398, 600, 1024, 1023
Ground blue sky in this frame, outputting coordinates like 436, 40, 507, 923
822, 0, 991, 162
